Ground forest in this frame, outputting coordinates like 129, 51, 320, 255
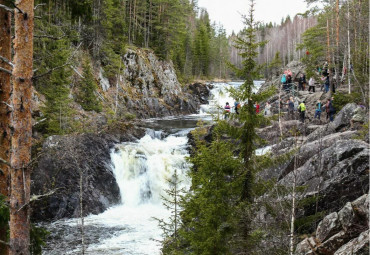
0, 0, 369, 254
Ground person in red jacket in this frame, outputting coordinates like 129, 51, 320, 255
255, 102, 260, 114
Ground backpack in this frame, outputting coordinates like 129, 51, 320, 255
294, 101, 299, 111
317, 102, 322, 112
281, 74, 287, 83
329, 102, 336, 113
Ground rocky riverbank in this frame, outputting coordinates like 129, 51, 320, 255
31, 123, 146, 221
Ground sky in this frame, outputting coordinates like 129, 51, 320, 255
197, 0, 312, 35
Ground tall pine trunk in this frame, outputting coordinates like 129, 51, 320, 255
9, 0, 34, 254
0, 2, 12, 253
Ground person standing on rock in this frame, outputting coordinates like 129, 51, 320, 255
314, 100, 322, 120
255, 102, 260, 114
264, 102, 272, 116
234, 101, 240, 115
298, 101, 306, 123
308, 76, 316, 93
288, 97, 295, 119
224, 102, 231, 119
298, 73, 306, 91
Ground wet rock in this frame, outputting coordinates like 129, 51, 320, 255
188, 82, 213, 104
32, 128, 145, 221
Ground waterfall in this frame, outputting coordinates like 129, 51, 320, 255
111, 134, 190, 206
72, 133, 191, 255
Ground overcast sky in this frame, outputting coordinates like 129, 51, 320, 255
197, 0, 312, 35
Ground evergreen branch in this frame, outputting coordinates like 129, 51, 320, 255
0, 67, 12, 75
0, 55, 14, 68
0, 157, 10, 166
0, 4, 13, 13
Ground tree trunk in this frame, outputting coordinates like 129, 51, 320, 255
347, 1, 351, 94
0, 2, 12, 253
9, 0, 34, 254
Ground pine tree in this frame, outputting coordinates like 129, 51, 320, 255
10, 0, 34, 253
77, 57, 102, 112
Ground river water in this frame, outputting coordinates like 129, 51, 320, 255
42, 81, 264, 255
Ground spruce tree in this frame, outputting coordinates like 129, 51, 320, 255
180, 127, 242, 255
155, 168, 184, 255
77, 57, 102, 112
228, 0, 273, 201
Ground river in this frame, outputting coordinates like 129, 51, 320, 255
42, 81, 264, 254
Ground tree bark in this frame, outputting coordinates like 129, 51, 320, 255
0, 1, 12, 253
9, 0, 34, 254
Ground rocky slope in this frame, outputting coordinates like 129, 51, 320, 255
253, 72, 369, 254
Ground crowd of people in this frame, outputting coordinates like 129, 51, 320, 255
223, 96, 336, 123
223, 63, 339, 122
280, 62, 334, 94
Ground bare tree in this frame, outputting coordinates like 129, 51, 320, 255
9, 0, 34, 254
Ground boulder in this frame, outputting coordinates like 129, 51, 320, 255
334, 230, 369, 255
316, 212, 341, 243
294, 195, 369, 255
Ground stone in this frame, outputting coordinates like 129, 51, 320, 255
338, 202, 355, 231
334, 230, 369, 255
316, 230, 349, 254
316, 212, 341, 243
294, 237, 316, 255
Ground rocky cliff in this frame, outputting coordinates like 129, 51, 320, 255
98, 48, 207, 119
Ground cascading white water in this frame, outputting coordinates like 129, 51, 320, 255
60, 132, 191, 255
199, 81, 265, 115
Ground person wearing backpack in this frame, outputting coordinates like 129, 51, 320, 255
298, 101, 306, 123
281, 74, 287, 90
314, 100, 322, 120
234, 101, 240, 115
